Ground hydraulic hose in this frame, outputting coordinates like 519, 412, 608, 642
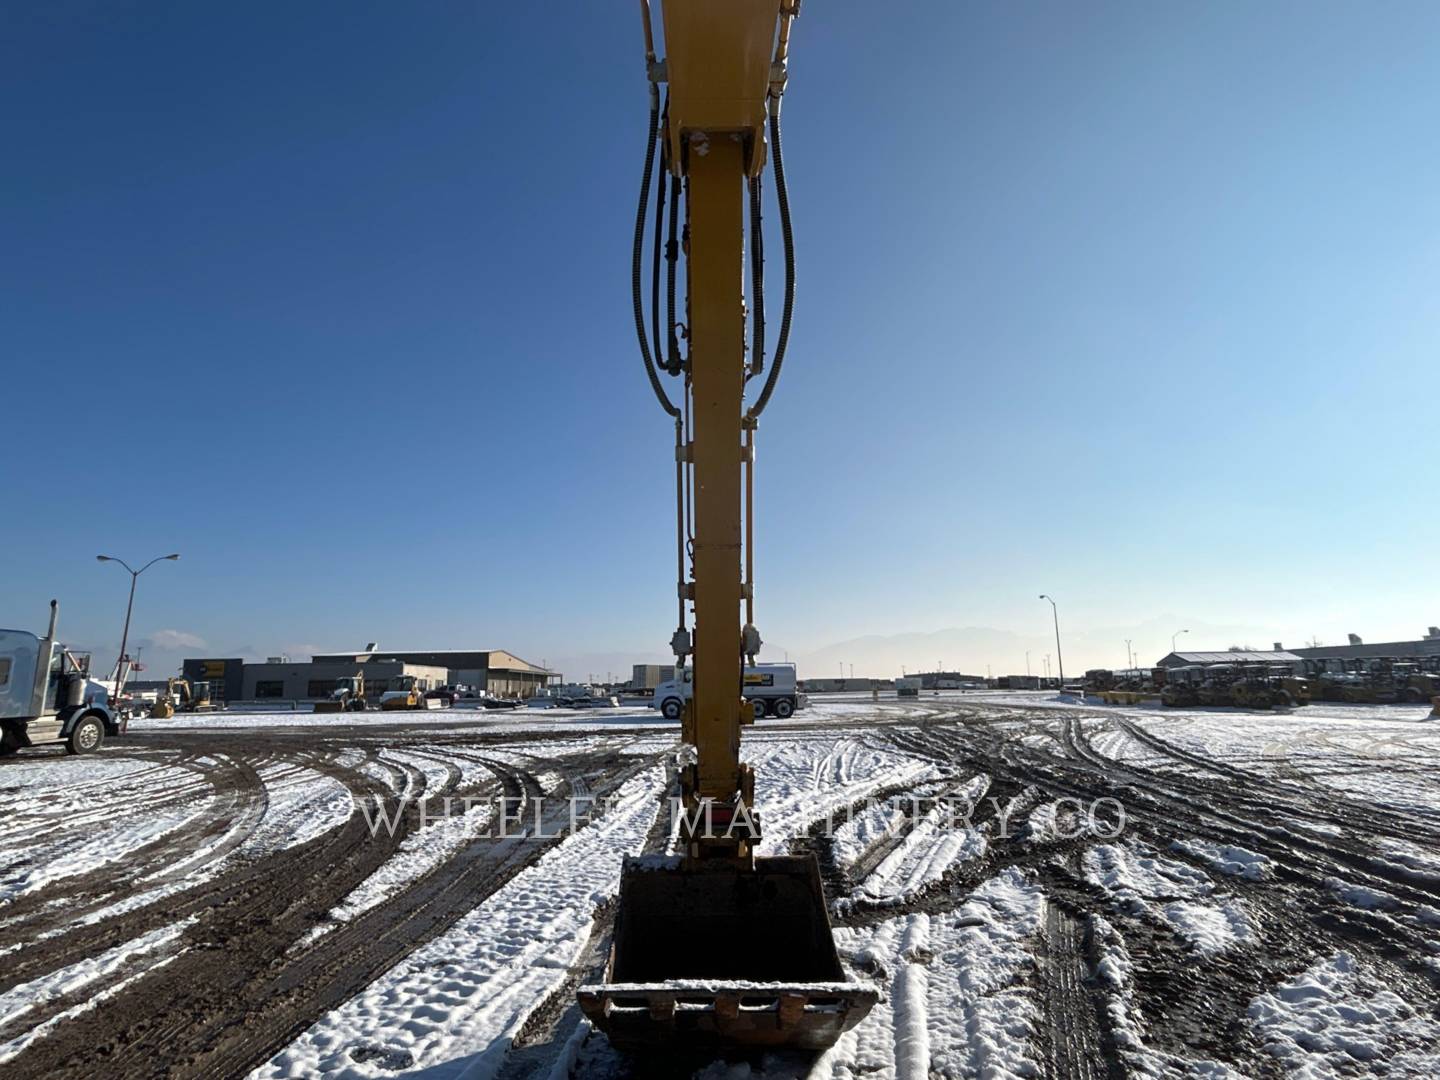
633, 87, 680, 418
748, 174, 765, 376
746, 101, 794, 422
666, 172, 683, 374
652, 128, 667, 380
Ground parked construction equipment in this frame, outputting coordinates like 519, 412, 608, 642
1, 601, 123, 756
315, 674, 367, 713
1161, 663, 1309, 710
1230, 664, 1308, 709
579, 0, 877, 1054
149, 678, 221, 719
1305, 658, 1418, 704
379, 675, 433, 711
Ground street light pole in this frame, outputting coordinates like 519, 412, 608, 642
97, 553, 179, 701
1125, 639, 1133, 669
1039, 594, 1066, 690
1172, 628, 1190, 654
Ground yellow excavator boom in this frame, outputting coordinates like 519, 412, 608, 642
579, 0, 876, 1055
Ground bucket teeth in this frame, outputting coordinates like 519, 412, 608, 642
583, 854, 878, 1052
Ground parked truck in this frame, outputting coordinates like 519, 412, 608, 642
1, 602, 123, 756
653, 663, 804, 721
895, 676, 922, 698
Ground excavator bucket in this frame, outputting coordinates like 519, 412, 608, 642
579, 855, 877, 1053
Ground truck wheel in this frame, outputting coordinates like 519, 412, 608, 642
66, 716, 105, 756
0, 726, 22, 757
661, 698, 683, 720
773, 698, 794, 719
749, 699, 766, 721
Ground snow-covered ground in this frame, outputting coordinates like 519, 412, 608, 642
4, 695, 1438, 1078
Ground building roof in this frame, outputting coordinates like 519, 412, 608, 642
308, 649, 550, 674
1292, 639, 1440, 660
1160, 650, 1302, 666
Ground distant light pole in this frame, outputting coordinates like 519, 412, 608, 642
1172, 628, 1190, 654
97, 553, 180, 701
1039, 594, 1066, 689
1125, 639, 1133, 669
1025, 651, 1031, 677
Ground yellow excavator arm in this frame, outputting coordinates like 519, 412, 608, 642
578, 0, 877, 1055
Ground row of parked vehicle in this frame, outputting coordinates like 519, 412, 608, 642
1085, 655, 1440, 711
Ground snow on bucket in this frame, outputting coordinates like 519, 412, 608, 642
579, 854, 877, 1053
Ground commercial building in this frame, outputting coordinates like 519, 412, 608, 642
915, 671, 987, 689
310, 649, 553, 698
1157, 650, 1303, 670
184, 647, 553, 703
1289, 628, 1440, 667
798, 678, 895, 692
241, 658, 447, 701
1156, 629, 1440, 673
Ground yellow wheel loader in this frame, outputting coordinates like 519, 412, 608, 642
315, 674, 367, 713
577, 1, 877, 1056
1230, 664, 1306, 710
1395, 660, 1440, 703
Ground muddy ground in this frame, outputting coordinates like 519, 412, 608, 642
2, 700, 1437, 1078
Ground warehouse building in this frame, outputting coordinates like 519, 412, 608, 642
1289, 628, 1440, 667
1157, 650, 1304, 670
240, 658, 447, 701
1156, 628, 1440, 674
310, 649, 553, 698
184, 647, 553, 703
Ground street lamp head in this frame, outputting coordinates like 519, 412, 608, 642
165, 554, 180, 561
96, 555, 113, 562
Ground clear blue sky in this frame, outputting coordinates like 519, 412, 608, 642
4, 2, 1437, 679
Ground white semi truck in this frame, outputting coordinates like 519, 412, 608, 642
1, 601, 123, 756
653, 663, 804, 721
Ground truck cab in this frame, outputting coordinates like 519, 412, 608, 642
653, 663, 803, 721
1, 602, 121, 757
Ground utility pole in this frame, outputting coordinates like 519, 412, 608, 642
1172, 629, 1190, 653
1125, 639, 1133, 669
97, 553, 180, 702
1039, 594, 1066, 689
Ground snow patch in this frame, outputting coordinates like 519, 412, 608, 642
1169, 837, 1274, 881
1249, 952, 1440, 1076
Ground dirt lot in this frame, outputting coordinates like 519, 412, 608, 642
2, 697, 1438, 1078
